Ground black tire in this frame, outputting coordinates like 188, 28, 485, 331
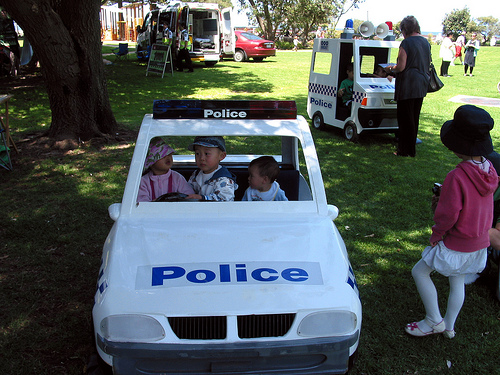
205, 61, 217, 67
234, 50, 245, 62
312, 112, 326, 131
343, 122, 359, 142
253, 57, 264, 62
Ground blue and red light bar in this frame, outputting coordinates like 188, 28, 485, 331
153, 100, 297, 119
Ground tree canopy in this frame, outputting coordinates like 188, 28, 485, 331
442, 7, 500, 44
237, 0, 364, 41
476, 16, 500, 45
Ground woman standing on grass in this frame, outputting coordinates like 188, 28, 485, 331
464, 33, 480, 77
439, 32, 454, 77
384, 16, 430, 157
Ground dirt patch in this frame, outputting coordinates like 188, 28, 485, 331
0, 70, 46, 90
13, 128, 137, 162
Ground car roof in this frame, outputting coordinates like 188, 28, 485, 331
235, 31, 268, 41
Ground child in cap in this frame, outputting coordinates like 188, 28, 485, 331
242, 156, 288, 201
186, 136, 238, 201
137, 137, 194, 202
405, 105, 498, 339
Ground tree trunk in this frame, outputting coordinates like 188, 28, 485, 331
0, 0, 117, 142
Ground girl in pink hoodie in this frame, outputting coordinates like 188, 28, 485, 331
405, 105, 499, 338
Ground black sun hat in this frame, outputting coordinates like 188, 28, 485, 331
440, 105, 494, 156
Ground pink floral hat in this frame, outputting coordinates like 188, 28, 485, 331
144, 138, 175, 172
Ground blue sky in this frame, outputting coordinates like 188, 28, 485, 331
338, 0, 500, 33
232, 0, 500, 33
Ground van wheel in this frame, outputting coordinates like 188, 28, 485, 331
312, 112, 326, 131
234, 50, 245, 62
344, 122, 359, 142
205, 61, 217, 67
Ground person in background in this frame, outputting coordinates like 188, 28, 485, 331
464, 33, 480, 77
439, 32, 454, 77
453, 31, 466, 65
384, 16, 430, 157
163, 26, 173, 46
176, 24, 193, 73
293, 35, 299, 52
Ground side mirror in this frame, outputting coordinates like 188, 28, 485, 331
327, 204, 339, 221
108, 203, 122, 221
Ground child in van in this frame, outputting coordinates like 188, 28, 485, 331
242, 156, 288, 201
405, 105, 498, 338
186, 136, 238, 201
138, 138, 195, 202
373, 64, 393, 81
338, 63, 354, 107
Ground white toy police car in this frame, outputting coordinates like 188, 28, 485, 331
93, 100, 361, 374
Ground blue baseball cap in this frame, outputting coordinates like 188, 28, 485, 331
188, 136, 226, 152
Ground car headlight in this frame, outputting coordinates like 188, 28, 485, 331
297, 311, 357, 337
101, 314, 165, 342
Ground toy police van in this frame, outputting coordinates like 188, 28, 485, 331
93, 100, 361, 374
307, 21, 400, 141
136, 2, 233, 66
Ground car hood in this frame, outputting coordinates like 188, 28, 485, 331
97, 214, 357, 316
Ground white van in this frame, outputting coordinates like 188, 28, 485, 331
136, 2, 233, 67
307, 37, 400, 141
93, 99, 361, 374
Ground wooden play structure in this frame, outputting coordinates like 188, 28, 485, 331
100, 2, 148, 42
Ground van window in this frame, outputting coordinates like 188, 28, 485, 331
312, 52, 332, 75
359, 46, 391, 77
359, 55, 375, 76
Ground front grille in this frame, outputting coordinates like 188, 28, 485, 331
168, 313, 296, 340
237, 313, 296, 338
168, 316, 226, 339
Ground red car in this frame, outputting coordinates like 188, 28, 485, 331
233, 31, 276, 62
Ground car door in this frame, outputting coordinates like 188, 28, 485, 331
221, 8, 234, 56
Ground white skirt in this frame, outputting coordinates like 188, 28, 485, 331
421, 241, 488, 277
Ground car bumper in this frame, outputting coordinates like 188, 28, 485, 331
97, 331, 359, 374
246, 49, 276, 58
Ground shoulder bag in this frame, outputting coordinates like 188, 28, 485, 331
428, 60, 444, 93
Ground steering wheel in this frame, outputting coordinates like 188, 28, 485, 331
154, 192, 200, 202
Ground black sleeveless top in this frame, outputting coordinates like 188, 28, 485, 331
395, 35, 431, 100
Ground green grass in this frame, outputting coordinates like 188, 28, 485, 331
1, 44, 500, 374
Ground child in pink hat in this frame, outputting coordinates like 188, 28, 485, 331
137, 138, 194, 202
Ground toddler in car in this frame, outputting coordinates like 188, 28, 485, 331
137, 138, 194, 202
186, 136, 238, 201
242, 156, 288, 201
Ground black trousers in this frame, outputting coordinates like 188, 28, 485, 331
396, 97, 424, 157
176, 48, 193, 71
440, 60, 450, 76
